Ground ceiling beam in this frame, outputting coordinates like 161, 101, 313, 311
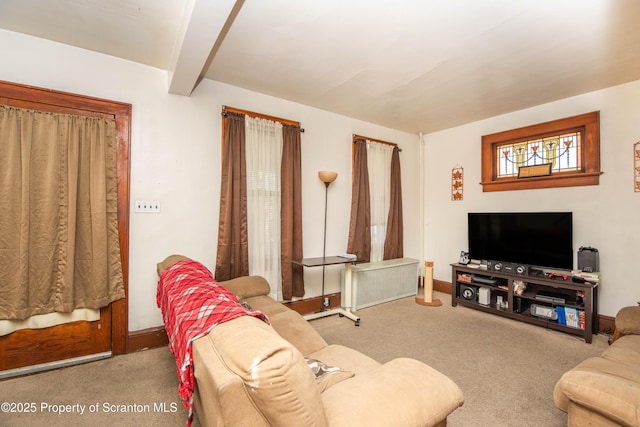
167, 0, 241, 96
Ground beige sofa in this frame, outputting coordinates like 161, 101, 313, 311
158, 256, 464, 427
553, 306, 640, 426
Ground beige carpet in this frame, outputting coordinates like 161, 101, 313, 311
311, 292, 609, 427
0, 291, 608, 426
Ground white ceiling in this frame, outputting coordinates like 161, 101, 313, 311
1, 0, 639, 134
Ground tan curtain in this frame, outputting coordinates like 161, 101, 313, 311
0, 105, 125, 320
347, 139, 371, 262
280, 124, 304, 299
215, 112, 249, 280
383, 146, 403, 259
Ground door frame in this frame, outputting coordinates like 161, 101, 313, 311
0, 80, 130, 355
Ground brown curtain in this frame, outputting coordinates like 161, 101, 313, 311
0, 105, 125, 320
280, 124, 304, 299
215, 112, 249, 281
383, 146, 403, 259
347, 139, 371, 262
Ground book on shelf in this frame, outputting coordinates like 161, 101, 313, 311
564, 307, 579, 328
556, 306, 566, 325
578, 310, 585, 330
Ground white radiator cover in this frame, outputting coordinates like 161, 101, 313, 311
342, 258, 419, 311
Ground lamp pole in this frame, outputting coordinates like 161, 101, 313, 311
320, 181, 329, 311
317, 171, 337, 312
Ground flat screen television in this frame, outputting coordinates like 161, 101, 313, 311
468, 212, 573, 271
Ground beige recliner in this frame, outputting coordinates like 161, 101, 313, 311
554, 305, 640, 426
157, 256, 465, 427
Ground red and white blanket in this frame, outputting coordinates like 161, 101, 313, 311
157, 260, 269, 426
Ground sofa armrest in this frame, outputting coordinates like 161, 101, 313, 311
616, 306, 640, 336
156, 254, 191, 275
554, 358, 640, 427
320, 358, 464, 427
219, 275, 271, 299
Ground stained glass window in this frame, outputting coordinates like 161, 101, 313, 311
496, 132, 581, 178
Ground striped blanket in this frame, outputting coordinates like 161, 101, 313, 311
157, 260, 269, 426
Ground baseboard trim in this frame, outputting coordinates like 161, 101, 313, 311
126, 282, 614, 352
123, 294, 341, 353
433, 279, 451, 294
283, 293, 341, 315
128, 326, 168, 353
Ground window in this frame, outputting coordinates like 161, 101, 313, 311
216, 106, 304, 301
367, 140, 394, 261
347, 135, 403, 263
481, 112, 601, 192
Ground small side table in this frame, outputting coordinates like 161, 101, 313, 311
292, 256, 360, 326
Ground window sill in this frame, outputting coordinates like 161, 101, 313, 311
481, 172, 602, 192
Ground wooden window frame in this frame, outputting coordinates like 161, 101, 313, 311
481, 111, 601, 192
221, 105, 302, 152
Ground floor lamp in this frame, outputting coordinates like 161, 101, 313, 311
318, 170, 338, 311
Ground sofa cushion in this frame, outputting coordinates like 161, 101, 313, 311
308, 344, 382, 376
306, 358, 355, 392
157, 254, 191, 275
321, 358, 465, 427
219, 275, 271, 299
205, 315, 328, 426
602, 335, 640, 364
268, 309, 328, 356
244, 294, 290, 317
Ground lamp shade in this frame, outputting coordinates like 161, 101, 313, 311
318, 170, 338, 184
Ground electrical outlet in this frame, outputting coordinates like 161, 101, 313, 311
134, 200, 161, 213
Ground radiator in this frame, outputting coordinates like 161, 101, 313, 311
342, 258, 419, 311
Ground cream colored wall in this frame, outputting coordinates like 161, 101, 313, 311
0, 29, 421, 331
423, 79, 640, 317
5, 26, 636, 325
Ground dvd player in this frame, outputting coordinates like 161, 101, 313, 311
535, 292, 566, 304
472, 275, 499, 285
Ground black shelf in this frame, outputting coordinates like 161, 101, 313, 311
452, 264, 598, 343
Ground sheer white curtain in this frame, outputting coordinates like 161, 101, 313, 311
245, 116, 283, 300
367, 141, 393, 262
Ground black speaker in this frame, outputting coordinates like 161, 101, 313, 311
460, 285, 477, 301
515, 264, 528, 276
488, 260, 503, 272
578, 247, 599, 273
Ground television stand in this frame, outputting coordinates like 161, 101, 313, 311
451, 264, 599, 343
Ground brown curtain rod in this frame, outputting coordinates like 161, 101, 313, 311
352, 134, 402, 152
222, 105, 304, 132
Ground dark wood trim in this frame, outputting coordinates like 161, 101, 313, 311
0, 79, 131, 356
127, 293, 342, 353
128, 327, 168, 353
433, 279, 452, 294
222, 105, 301, 127
352, 134, 398, 148
283, 293, 342, 315
220, 105, 302, 160
481, 111, 601, 192
127, 288, 615, 353
598, 314, 615, 336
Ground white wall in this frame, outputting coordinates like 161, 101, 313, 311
0, 29, 421, 331
423, 79, 640, 317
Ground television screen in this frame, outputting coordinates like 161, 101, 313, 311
468, 212, 573, 270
